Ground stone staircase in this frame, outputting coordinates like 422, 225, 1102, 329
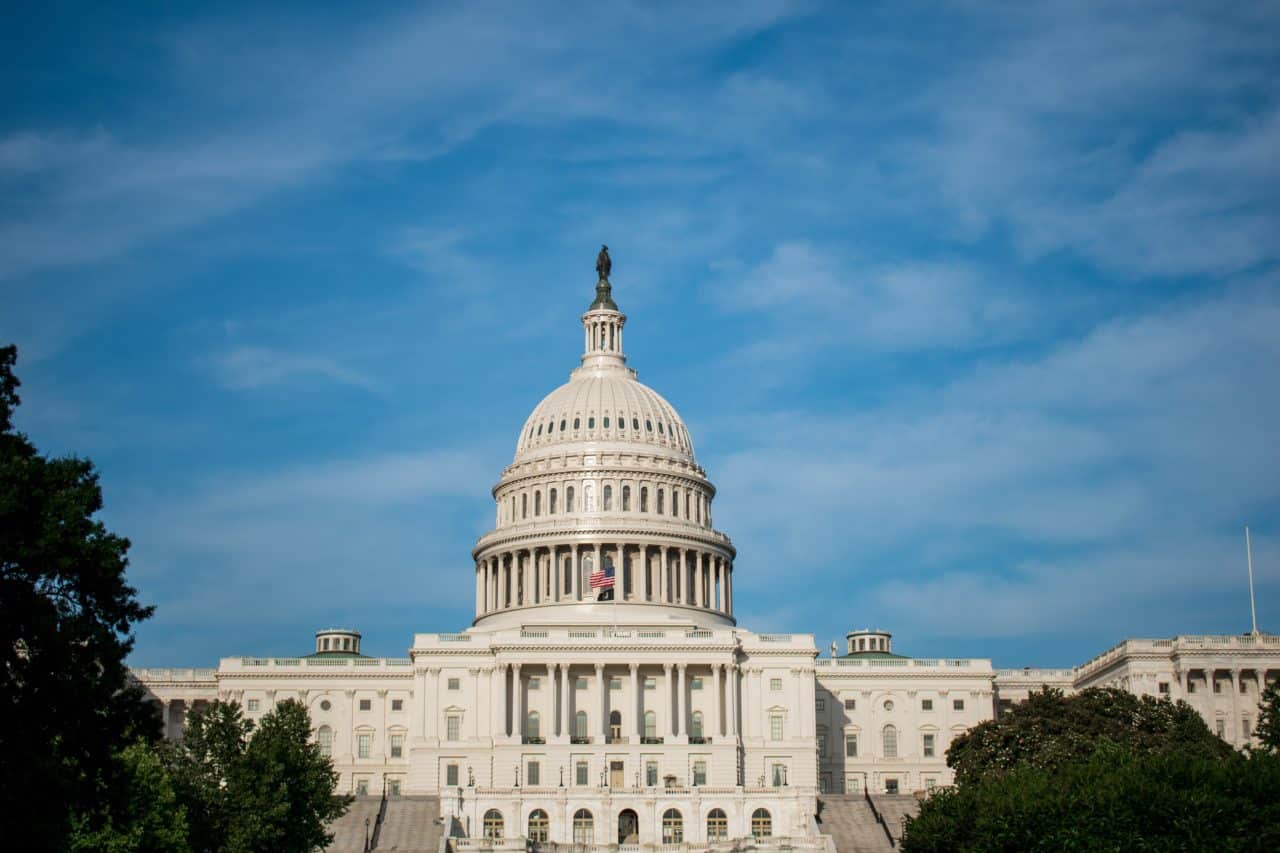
816, 795, 894, 852
869, 795, 920, 846
324, 796, 385, 852
376, 796, 443, 852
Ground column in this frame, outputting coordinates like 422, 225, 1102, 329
712, 664, 722, 737
695, 553, 704, 607
426, 668, 441, 739
679, 550, 687, 604
475, 564, 484, 617
677, 664, 687, 738
596, 664, 609, 738
714, 559, 723, 611
512, 663, 523, 740
727, 664, 739, 737
571, 547, 580, 601
492, 665, 506, 737
617, 543, 626, 600
664, 663, 676, 737
726, 563, 733, 615
630, 663, 641, 740
1230, 669, 1241, 744
161, 700, 171, 739
559, 663, 571, 738
500, 556, 509, 608
658, 548, 668, 602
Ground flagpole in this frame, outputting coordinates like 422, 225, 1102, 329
1246, 526, 1259, 636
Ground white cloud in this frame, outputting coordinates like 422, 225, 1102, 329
208, 345, 378, 391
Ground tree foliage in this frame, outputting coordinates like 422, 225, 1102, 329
946, 687, 1230, 785
67, 741, 192, 853
172, 699, 350, 853
901, 746, 1280, 852
0, 344, 158, 850
1255, 678, 1280, 753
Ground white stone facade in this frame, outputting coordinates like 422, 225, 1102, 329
130, 271, 1280, 848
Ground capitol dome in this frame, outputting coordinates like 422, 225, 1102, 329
471, 263, 735, 629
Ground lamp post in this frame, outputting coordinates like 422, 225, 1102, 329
514, 764, 521, 787
468, 765, 475, 787
363, 817, 370, 852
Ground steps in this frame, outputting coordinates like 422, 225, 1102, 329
376, 796, 443, 852
325, 796, 385, 852
869, 795, 920, 845
816, 795, 894, 852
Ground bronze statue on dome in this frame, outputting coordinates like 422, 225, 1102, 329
596, 245, 611, 282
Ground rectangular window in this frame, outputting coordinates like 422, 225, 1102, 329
576, 761, 589, 786
359, 699, 372, 711
387, 779, 401, 796
355, 779, 369, 796
643, 677, 656, 690
923, 734, 935, 757
844, 699, 856, 711
817, 734, 827, 755
691, 677, 703, 690
846, 735, 858, 757
528, 677, 540, 690
1240, 679, 1249, 694
1243, 718, 1252, 738
392, 699, 403, 711
924, 776, 937, 790
1216, 719, 1226, 737
390, 734, 403, 758
1158, 682, 1169, 694
770, 678, 783, 691
527, 760, 540, 786
447, 678, 460, 691
611, 677, 624, 690
953, 699, 965, 711
246, 699, 260, 713
446, 715, 460, 741
693, 760, 707, 786
646, 761, 658, 786
1213, 679, 1222, 694
576, 677, 588, 689
921, 699, 933, 711
772, 763, 786, 787
446, 764, 459, 786
1188, 681, 1196, 693
770, 714, 784, 740
357, 733, 371, 758
816, 698, 825, 712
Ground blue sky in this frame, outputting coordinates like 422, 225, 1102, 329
4, 1, 1279, 668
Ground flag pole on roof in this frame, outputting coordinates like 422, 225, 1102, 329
1246, 526, 1259, 637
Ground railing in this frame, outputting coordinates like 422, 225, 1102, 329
864, 788, 896, 849
688, 736, 711, 744
220, 657, 413, 670
815, 658, 984, 670
641, 736, 664, 744
760, 634, 793, 642
523, 736, 546, 744
129, 668, 217, 682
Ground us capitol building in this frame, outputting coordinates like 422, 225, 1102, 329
133, 256, 1280, 850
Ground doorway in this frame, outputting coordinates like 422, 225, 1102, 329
609, 760, 625, 789
885, 778, 899, 794
617, 808, 639, 843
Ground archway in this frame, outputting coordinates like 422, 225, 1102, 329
617, 808, 639, 844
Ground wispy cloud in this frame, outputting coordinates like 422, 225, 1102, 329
207, 345, 378, 392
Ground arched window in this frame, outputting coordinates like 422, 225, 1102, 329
883, 724, 898, 758
573, 809, 594, 844
646, 419, 653, 432
527, 809, 548, 842
573, 417, 580, 430
690, 711, 704, 739
526, 711, 540, 738
610, 710, 622, 742
559, 419, 566, 432
662, 809, 683, 844
672, 490, 679, 517
644, 710, 657, 738
657, 489, 664, 514
316, 725, 333, 757
537, 423, 543, 435
751, 809, 772, 838
632, 417, 640, 431
521, 493, 527, 519
566, 486, 575, 512
685, 491, 690, 519
603, 485, 613, 511
658, 421, 665, 434
549, 488, 557, 514
534, 492, 542, 516
640, 487, 648, 512
575, 710, 588, 738
588, 416, 595, 429
706, 809, 728, 840
483, 809, 504, 839
603, 416, 610, 429
622, 486, 631, 511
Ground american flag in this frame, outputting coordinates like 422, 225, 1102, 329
589, 561, 615, 597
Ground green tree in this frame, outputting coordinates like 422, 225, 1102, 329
946, 687, 1230, 785
173, 699, 350, 853
901, 746, 1280, 852
1255, 678, 1280, 752
0, 344, 158, 850
67, 741, 192, 853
